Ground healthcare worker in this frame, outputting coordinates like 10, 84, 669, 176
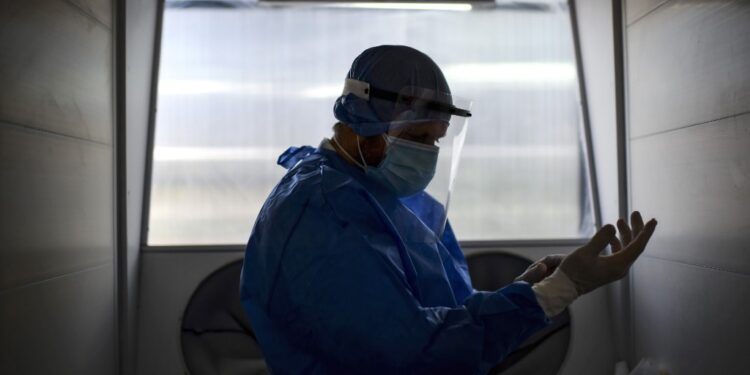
240, 45, 657, 374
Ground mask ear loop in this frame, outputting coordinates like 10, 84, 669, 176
331, 134, 366, 170
355, 135, 369, 172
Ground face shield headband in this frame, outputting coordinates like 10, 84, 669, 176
342, 78, 472, 121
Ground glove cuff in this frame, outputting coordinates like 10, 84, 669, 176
531, 268, 579, 317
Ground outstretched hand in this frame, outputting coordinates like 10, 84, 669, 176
559, 211, 658, 295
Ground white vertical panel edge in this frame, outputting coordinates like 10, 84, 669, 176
572, 0, 621, 368
124, 0, 160, 374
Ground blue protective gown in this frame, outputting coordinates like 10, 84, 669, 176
240, 144, 549, 375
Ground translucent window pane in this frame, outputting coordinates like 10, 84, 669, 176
148, 4, 595, 245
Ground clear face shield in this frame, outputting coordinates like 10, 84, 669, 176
372, 85, 472, 238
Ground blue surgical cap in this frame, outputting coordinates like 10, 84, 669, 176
333, 45, 452, 136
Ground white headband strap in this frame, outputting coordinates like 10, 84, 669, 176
342, 78, 371, 100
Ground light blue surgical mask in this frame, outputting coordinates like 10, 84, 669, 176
363, 135, 439, 197
331, 134, 440, 197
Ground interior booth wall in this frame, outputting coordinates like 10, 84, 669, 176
572, 0, 624, 366
0, 0, 118, 373
624, 0, 750, 372
136, 1, 617, 374
123, 0, 161, 374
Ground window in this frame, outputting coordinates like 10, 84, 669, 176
147, 1, 595, 245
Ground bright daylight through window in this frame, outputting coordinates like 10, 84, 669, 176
147, 0, 596, 245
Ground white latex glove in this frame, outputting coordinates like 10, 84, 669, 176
560, 211, 657, 295
531, 268, 579, 317
532, 211, 658, 317
514, 254, 565, 285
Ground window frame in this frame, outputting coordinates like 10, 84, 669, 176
140, 0, 601, 250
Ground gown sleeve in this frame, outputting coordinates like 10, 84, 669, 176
267, 188, 549, 375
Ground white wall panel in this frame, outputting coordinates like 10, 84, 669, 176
627, 0, 750, 138
0, 0, 116, 372
625, 0, 750, 370
0, 124, 114, 291
0, 264, 115, 374
632, 256, 750, 374
66, 0, 112, 27
630, 113, 750, 274
626, 0, 668, 24
0, 0, 113, 144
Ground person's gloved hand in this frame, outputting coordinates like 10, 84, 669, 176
515, 254, 566, 284
560, 211, 657, 295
